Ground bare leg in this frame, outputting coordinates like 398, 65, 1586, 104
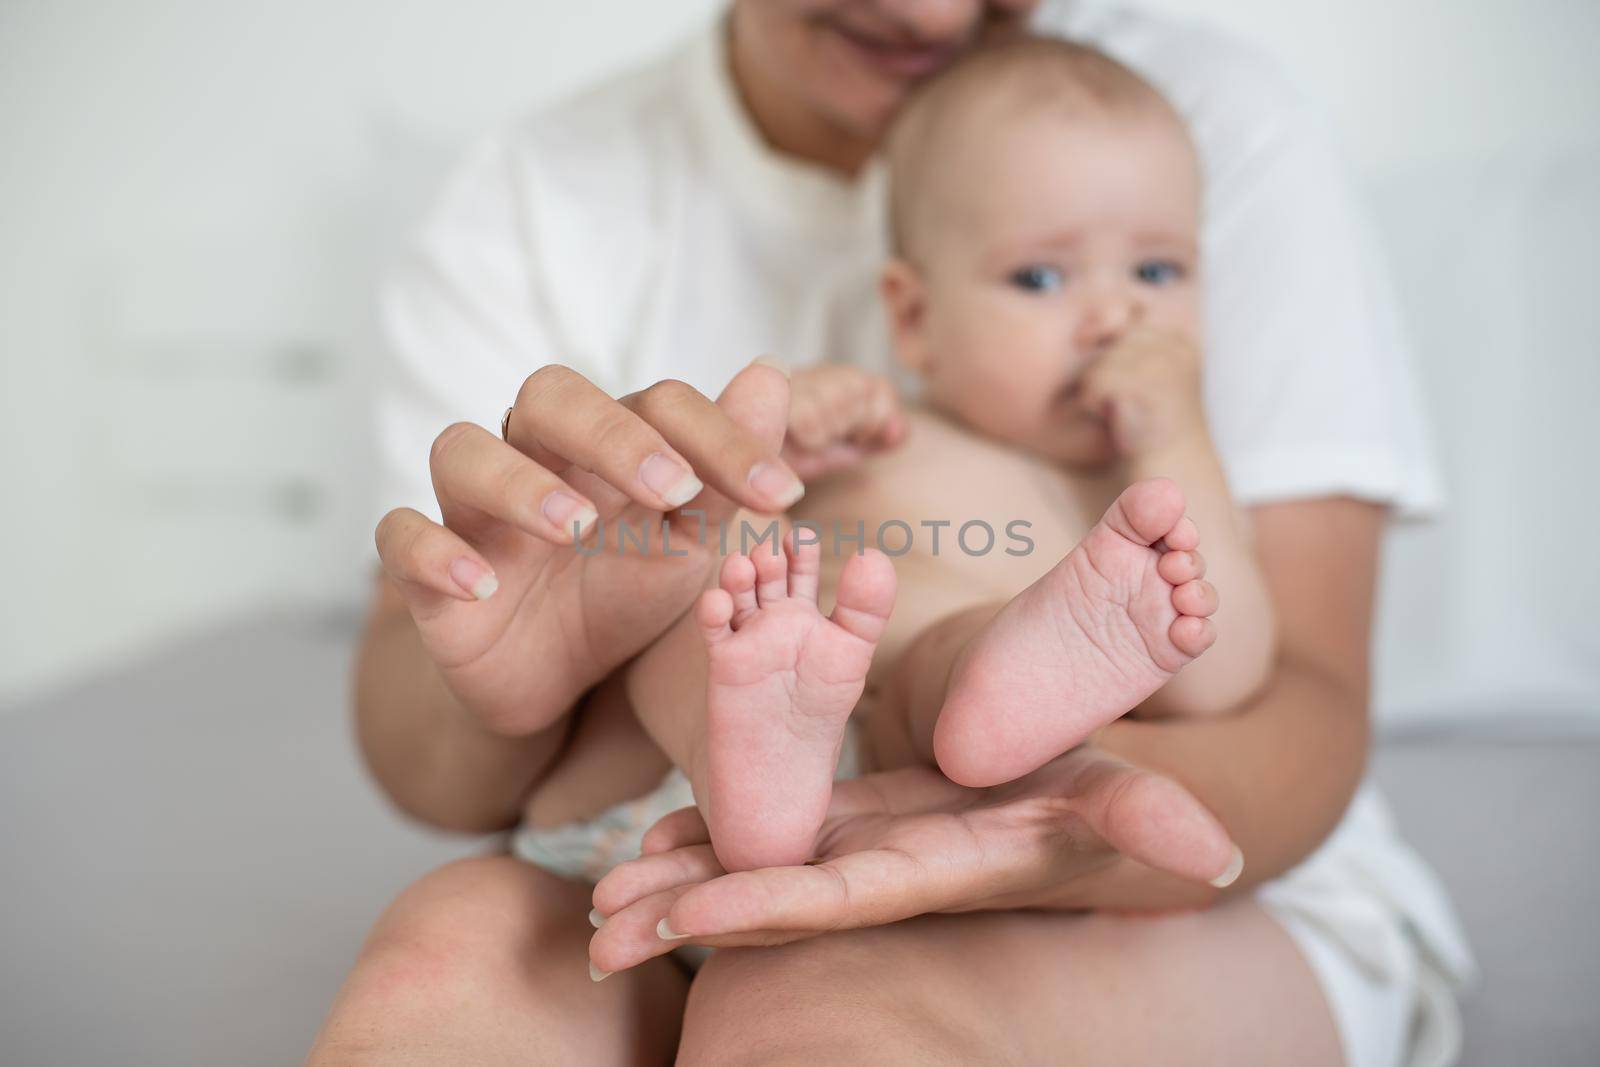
863, 601, 997, 774
622, 514, 797, 789
677, 899, 1341, 1067
695, 540, 895, 870
306, 856, 685, 1066
626, 527, 895, 872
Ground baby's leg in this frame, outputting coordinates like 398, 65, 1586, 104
698, 536, 896, 870
621, 515, 802, 783
869, 479, 1218, 787
625, 534, 896, 873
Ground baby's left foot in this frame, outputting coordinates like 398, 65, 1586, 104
933, 478, 1217, 787
699, 535, 897, 872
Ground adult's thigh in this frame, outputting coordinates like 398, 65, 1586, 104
677, 898, 1342, 1066
307, 854, 687, 1066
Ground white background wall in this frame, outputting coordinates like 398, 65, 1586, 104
2, 0, 1597, 726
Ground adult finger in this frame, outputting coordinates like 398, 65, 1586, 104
716, 357, 793, 453
624, 362, 804, 519
505, 365, 706, 512
592, 844, 723, 917
639, 805, 710, 855
625, 379, 803, 512
374, 507, 498, 606
588, 884, 695, 976
657, 845, 962, 940
588, 885, 807, 977
429, 421, 599, 543
824, 765, 972, 819
1053, 752, 1239, 887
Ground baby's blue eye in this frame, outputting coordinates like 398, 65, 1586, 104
1010, 266, 1064, 293
1135, 260, 1186, 286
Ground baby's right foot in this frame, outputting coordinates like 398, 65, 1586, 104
699, 535, 896, 872
934, 478, 1218, 787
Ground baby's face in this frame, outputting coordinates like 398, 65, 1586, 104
886, 107, 1201, 467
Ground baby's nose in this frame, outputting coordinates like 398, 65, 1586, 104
1077, 293, 1145, 357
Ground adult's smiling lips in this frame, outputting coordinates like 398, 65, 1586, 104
824, 18, 966, 80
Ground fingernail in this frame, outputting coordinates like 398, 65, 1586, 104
448, 557, 498, 600
640, 452, 703, 508
588, 908, 606, 929
1209, 846, 1244, 888
542, 490, 598, 538
748, 462, 804, 508
588, 961, 611, 983
752, 354, 791, 379
656, 918, 691, 941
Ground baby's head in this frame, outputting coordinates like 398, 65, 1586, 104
882, 37, 1201, 467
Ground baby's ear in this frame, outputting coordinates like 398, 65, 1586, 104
880, 259, 930, 374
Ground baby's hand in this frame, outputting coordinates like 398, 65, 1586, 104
782, 364, 907, 480
1077, 326, 1208, 460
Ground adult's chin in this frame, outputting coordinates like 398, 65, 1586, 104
822, 15, 965, 82
807, 18, 952, 131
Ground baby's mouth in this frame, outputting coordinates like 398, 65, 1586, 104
1053, 380, 1101, 422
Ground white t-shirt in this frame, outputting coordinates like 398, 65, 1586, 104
372, 0, 1441, 534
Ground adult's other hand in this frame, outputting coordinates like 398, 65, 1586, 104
372, 358, 801, 737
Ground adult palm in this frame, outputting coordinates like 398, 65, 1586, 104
586, 743, 1241, 974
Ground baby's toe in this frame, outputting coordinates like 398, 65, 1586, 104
696, 589, 735, 646
1169, 614, 1216, 658
1157, 547, 1206, 586
750, 542, 789, 604
721, 553, 759, 624
1162, 515, 1200, 554
1114, 478, 1189, 546
830, 548, 897, 645
1172, 578, 1218, 618
785, 529, 822, 604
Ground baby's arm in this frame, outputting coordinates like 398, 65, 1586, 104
781, 363, 908, 479
1080, 328, 1276, 717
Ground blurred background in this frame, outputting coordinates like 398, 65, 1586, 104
1, 1, 1596, 1064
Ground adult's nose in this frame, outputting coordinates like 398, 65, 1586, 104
872, 0, 990, 44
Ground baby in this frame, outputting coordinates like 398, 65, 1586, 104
608, 38, 1276, 874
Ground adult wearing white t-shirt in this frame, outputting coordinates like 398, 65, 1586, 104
318, 2, 1471, 1065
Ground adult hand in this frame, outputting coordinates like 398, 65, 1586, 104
585, 743, 1242, 976
372, 359, 802, 737
781, 364, 906, 480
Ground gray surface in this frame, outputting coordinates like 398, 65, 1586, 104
1, 612, 1596, 1066
1370, 739, 1600, 1064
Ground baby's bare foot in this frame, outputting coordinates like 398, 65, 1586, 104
699, 535, 896, 872
933, 478, 1217, 788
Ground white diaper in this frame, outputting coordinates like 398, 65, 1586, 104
1258, 784, 1476, 1067
512, 753, 1472, 1067
511, 722, 866, 885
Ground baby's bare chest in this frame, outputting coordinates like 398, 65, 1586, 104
795, 414, 1118, 597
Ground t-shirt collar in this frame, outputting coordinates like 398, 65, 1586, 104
686, 15, 886, 241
